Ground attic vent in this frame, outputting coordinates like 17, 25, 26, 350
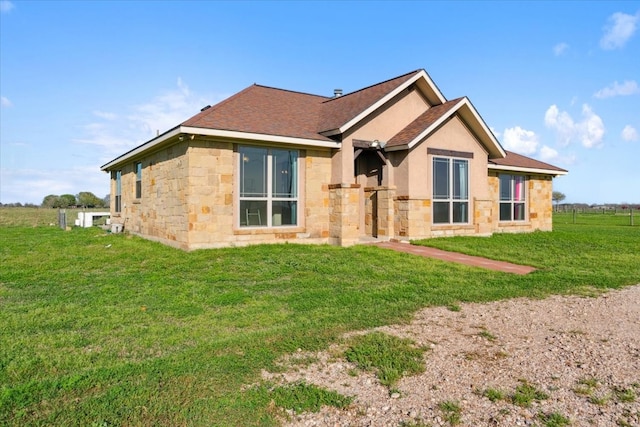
200, 105, 211, 112
333, 89, 343, 97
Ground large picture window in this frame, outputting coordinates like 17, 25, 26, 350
114, 170, 122, 213
433, 157, 469, 224
499, 174, 526, 221
239, 146, 298, 227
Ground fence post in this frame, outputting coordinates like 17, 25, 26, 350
632, 208, 635, 226
572, 208, 576, 224
58, 209, 66, 230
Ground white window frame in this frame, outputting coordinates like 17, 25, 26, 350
499, 174, 527, 222
432, 156, 470, 224
238, 146, 299, 228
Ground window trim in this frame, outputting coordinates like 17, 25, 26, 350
499, 174, 527, 222
238, 145, 299, 228
432, 156, 470, 225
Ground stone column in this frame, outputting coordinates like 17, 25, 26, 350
328, 183, 361, 246
375, 186, 396, 239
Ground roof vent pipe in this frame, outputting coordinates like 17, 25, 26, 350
333, 89, 343, 97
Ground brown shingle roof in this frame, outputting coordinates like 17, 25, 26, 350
317, 70, 422, 133
490, 150, 568, 173
386, 98, 463, 147
182, 84, 332, 141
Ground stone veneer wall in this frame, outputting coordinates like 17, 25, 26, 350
488, 172, 554, 234
186, 140, 234, 248
112, 141, 191, 249
394, 197, 432, 240
328, 184, 360, 246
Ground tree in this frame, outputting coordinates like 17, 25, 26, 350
42, 194, 60, 208
552, 191, 566, 211
55, 194, 77, 208
77, 191, 105, 208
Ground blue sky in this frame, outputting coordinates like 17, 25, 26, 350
1, 1, 639, 205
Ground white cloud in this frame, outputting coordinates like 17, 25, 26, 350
93, 110, 117, 120
544, 104, 605, 148
1, 96, 12, 107
502, 126, 539, 155
75, 78, 211, 158
579, 105, 605, 148
622, 125, 638, 142
600, 11, 639, 50
0, 165, 109, 204
553, 42, 569, 56
594, 80, 640, 98
0, 1, 14, 13
539, 145, 559, 162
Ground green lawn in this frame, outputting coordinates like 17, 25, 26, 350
1, 209, 638, 426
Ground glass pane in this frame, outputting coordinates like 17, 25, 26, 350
272, 201, 297, 226
433, 158, 449, 199
240, 146, 267, 197
115, 170, 122, 195
433, 202, 450, 223
500, 202, 512, 221
514, 176, 525, 201
499, 175, 511, 201
136, 163, 142, 180
514, 203, 526, 220
453, 202, 468, 223
453, 159, 468, 200
272, 149, 298, 198
240, 200, 267, 227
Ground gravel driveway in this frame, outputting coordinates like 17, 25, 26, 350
266, 285, 640, 426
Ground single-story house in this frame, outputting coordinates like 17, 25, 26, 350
101, 69, 567, 250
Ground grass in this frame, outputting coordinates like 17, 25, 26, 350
538, 411, 571, 427
344, 332, 426, 388
1, 208, 639, 425
438, 400, 462, 425
266, 382, 352, 413
510, 381, 549, 407
482, 387, 506, 402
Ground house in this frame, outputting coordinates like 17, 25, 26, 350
100, 69, 567, 250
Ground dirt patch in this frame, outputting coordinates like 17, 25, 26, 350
264, 285, 640, 426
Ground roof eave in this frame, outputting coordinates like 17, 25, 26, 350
100, 126, 181, 171
100, 126, 340, 171
488, 164, 568, 176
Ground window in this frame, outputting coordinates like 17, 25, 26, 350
239, 146, 298, 227
499, 174, 526, 221
433, 157, 469, 224
114, 170, 122, 213
135, 162, 142, 199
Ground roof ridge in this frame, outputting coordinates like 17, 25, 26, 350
321, 69, 423, 104
252, 83, 331, 100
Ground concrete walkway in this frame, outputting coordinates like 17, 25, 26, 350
374, 241, 536, 275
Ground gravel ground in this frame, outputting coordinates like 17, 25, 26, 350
264, 285, 640, 426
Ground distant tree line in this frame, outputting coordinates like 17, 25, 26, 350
0, 192, 109, 208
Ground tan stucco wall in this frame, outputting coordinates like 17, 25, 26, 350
406, 116, 490, 200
